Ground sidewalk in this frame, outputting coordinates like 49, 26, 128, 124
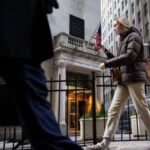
83, 141, 150, 150
0, 140, 150, 150
109, 141, 150, 150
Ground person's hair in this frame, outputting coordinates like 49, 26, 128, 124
114, 17, 131, 33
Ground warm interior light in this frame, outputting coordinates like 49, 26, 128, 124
86, 95, 101, 113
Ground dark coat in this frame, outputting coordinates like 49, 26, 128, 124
105, 27, 147, 84
0, 0, 58, 63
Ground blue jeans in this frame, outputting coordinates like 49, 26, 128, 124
0, 59, 82, 150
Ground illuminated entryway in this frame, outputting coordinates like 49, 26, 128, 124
66, 71, 91, 133
67, 92, 91, 133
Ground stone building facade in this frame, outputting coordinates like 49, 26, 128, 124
41, 0, 104, 134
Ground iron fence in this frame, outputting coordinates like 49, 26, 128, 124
0, 72, 150, 149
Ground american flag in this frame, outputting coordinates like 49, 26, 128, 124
93, 25, 102, 51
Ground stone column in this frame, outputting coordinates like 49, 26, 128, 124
51, 65, 59, 119
57, 63, 67, 135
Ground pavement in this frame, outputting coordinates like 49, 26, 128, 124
0, 140, 150, 150
0, 141, 31, 150
83, 141, 150, 150
109, 141, 150, 150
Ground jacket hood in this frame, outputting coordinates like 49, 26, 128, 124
130, 26, 142, 37
120, 26, 142, 40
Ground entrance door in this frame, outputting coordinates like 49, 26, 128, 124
69, 101, 77, 132
68, 100, 85, 132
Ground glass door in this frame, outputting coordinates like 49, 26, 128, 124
68, 100, 85, 132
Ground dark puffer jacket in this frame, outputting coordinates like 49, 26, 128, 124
104, 26, 147, 84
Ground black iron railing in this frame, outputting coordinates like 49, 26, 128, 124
0, 73, 150, 149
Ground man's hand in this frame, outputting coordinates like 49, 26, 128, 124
99, 63, 105, 72
100, 47, 106, 53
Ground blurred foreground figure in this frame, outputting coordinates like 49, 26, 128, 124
0, 0, 82, 149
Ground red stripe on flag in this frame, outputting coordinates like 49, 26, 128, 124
93, 25, 102, 51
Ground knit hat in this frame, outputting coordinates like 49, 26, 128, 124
116, 17, 131, 28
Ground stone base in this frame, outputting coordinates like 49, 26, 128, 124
59, 123, 67, 136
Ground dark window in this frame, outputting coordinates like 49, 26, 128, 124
111, 33, 113, 41
111, 20, 112, 28
66, 71, 89, 88
144, 2, 148, 16
137, 11, 141, 24
114, 1, 116, 9
126, 10, 128, 18
69, 15, 85, 39
132, 19, 135, 25
136, 0, 139, 5
131, 3, 134, 14
118, 8, 120, 17
145, 22, 149, 37
122, 1, 124, 10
